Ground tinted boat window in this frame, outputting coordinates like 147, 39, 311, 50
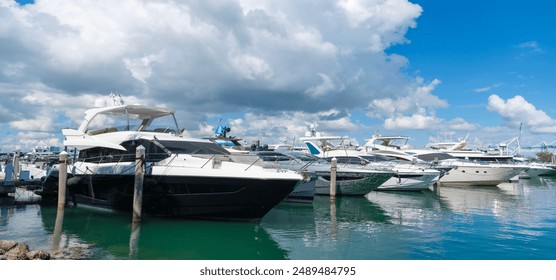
327, 156, 368, 165
158, 140, 230, 155
288, 152, 320, 162
79, 139, 171, 163
78, 147, 135, 163
121, 140, 169, 161
360, 155, 393, 162
255, 152, 292, 162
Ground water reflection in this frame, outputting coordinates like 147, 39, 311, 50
0, 202, 14, 228
262, 196, 413, 259
1, 204, 52, 251
518, 176, 556, 190
430, 182, 556, 259
39, 206, 288, 260
0, 196, 15, 207
435, 184, 523, 216
366, 190, 449, 227
3, 178, 556, 260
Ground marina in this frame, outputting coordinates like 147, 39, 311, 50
2, 96, 556, 261
2, 176, 556, 260
2, 3, 556, 277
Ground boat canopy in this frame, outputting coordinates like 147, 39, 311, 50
78, 104, 177, 133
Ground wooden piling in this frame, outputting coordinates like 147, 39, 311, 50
51, 205, 64, 252
13, 151, 20, 181
330, 157, 337, 197
57, 151, 68, 209
132, 145, 145, 223
129, 221, 141, 258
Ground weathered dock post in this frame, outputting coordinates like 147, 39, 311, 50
129, 221, 141, 258
330, 157, 337, 197
12, 150, 20, 181
329, 157, 338, 236
132, 145, 145, 223
51, 205, 65, 252
57, 151, 68, 209
52, 151, 68, 251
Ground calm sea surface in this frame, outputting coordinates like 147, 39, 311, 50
2, 176, 556, 260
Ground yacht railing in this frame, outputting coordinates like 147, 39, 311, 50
68, 151, 304, 176
70, 153, 143, 175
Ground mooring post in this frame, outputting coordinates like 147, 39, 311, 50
13, 150, 20, 181
330, 157, 337, 197
132, 145, 145, 223
52, 205, 64, 252
57, 151, 68, 209
129, 221, 141, 258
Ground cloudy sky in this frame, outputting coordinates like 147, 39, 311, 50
1, 0, 555, 156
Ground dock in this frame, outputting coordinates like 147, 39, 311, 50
1, 159, 43, 201
0, 181, 43, 206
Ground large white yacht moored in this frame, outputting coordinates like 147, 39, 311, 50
433, 159, 526, 186
364, 134, 527, 186
300, 128, 441, 191
38, 95, 304, 220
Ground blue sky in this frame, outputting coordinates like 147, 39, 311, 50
1, 0, 555, 156
393, 0, 556, 126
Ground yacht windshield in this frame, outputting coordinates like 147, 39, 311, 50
86, 108, 179, 133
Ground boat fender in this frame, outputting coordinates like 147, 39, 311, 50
301, 172, 312, 182
67, 176, 82, 187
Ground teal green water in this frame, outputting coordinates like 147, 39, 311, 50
2, 176, 556, 259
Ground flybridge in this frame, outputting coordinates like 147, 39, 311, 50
363, 135, 412, 151
77, 104, 179, 134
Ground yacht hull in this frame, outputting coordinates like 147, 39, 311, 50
40, 172, 298, 220
314, 171, 392, 196
438, 164, 524, 186
283, 178, 316, 203
377, 173, 439, 191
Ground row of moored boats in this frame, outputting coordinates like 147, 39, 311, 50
4, 96, 555, 221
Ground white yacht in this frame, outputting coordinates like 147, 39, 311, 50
364, 134, 527, 186
254, 150, 394, 196
38, 96, 303, 220
300, 129, 440, 191
433, 159, 526, 186
511, 157, 556, 178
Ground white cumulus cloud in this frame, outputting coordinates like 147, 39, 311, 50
0, 0, 426, 151
366, 78, 449, 130
487, 94, 556, 133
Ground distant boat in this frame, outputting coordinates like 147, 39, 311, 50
38, 96, 303, 220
